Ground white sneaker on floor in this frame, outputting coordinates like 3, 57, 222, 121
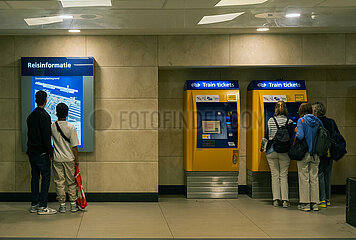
30, 204, 39, 213
37, 207, 57, 215
298, 203, 311, 211
59, 204, 66, 213
282, 200, 290, 208
70, 202, 78, 212
273, 200, 279, 207
312, 203, 319, 211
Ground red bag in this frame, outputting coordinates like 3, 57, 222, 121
75, 165, 88, 209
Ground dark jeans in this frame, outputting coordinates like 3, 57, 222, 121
318, 158, 333, 202
28, 153, 51, 208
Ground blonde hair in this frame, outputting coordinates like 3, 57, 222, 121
274, 101, 288, 117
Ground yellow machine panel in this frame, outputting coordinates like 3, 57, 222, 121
246, 80, 307, 198
184, 81, 240, 198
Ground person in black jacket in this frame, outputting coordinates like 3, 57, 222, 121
26, 90, 57, 215
312, 102, 339, 208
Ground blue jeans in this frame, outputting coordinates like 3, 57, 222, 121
28, 154, 51, 208
318, 158, 333, 202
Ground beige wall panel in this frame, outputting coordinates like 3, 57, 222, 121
14, 36, 86, 63
0, 99, 16, 129
327, 98, 356, 127
238, 156, 246, 185
87, 130, 158, 162
303, 34, 345, 65
87, 36, 157, 67
15, 161, 30, 192
15, 98, 21, 130
342, 127, 356, 155
0, 37, 14, 67
231, 35, 303, 65
158, 99, 184, 129
95, 67, 158, 99
158, 128, 183, 157
0, 162, 15, 191
158, 157, 184, 185
305, 80, 327, 98
15, 131, 27, 162
332, 156, 356, 185
87, 162, 158, 192
325, 79, 356, 98
159, 69, 221, 99
14, 67, 20, 99
0, 130, 15, 162
0, 67, 15, 98
346, 34, 356, 64
95, 99, 158, 130
158, 35, 229, 66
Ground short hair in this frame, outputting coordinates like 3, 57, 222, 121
56, 103, 69, 118
274, 101, 288, 117
298, 103, 313, 117
312, 102, 326, 117
35, 90, 47, 106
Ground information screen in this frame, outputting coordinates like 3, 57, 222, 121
32, 76, 84, 147
21, 57, 94, 152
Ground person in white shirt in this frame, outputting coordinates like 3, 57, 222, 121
51, 103, 80, 213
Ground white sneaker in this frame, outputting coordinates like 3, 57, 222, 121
70, 202, 78, 212
30, 204, 39, 213
37, 207, 57, 215
282, 200, 290, 208
312, 203, 319, 211
273, 200, 279, 207
59, 204, 66, 213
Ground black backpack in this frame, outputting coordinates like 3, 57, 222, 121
272, 117, 291, 153
314, 124, 332, 157
330, 120, 347, 161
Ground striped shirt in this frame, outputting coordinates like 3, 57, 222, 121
267, 115, 293, 140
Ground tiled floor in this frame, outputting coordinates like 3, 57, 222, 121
0, 194, 355, 239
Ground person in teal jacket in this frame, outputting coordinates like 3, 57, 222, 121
296, 103, 323, 212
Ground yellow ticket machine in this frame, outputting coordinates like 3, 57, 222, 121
247, 80, 307, 198
184, 80, 240, 198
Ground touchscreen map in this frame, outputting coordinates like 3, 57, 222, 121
32, 76, 83, 148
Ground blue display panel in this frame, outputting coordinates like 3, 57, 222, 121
21, 57, 94, 152
185, 80, 239, 90
31, 76, 84, 148
196, 102, 238, 148
248, 80, 306, 91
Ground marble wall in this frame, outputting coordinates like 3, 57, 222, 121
0, 33, 355, 193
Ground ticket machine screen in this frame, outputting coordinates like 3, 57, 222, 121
264, 102, 302, 133
197, 102, 238, 148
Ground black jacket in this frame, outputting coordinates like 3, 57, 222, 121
26, 107, 53, 157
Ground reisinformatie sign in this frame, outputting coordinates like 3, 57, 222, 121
21, 57, 94, 152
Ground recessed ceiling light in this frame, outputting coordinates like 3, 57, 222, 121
60, 0, 112, 8
215, 0, 268, 7
198, 12, 244, 25
286, 13, 301, 18
59, 15, 73, 19
24, 16, 63, 26
68, 29, 80, 33
256, 27, 269, 32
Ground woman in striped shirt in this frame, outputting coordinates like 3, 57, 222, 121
266, 101, 293, 208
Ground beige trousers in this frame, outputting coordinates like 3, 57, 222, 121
297, 153, 320, 204
53, 161, 77, 203
266, 151, 291, 201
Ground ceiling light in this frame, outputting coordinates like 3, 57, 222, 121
24, 16, 63, 26
198, 12, 244, 25
68, 29, 80, 33
215, 0, 268, 7
59, 15, 73, 19
60, 0, 112, 8
256, 27, 269, 32
285, 13, 301, 18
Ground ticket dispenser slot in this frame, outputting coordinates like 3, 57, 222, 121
184, 80, 240, 199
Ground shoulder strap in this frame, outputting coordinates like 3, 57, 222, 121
285, 118, 289, 126
55, 121, 71, 143
272, 117, 280, 129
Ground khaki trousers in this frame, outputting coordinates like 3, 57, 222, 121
266, 151, 291, 201
53, 161, 77, 203
297, 154, 320, 204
